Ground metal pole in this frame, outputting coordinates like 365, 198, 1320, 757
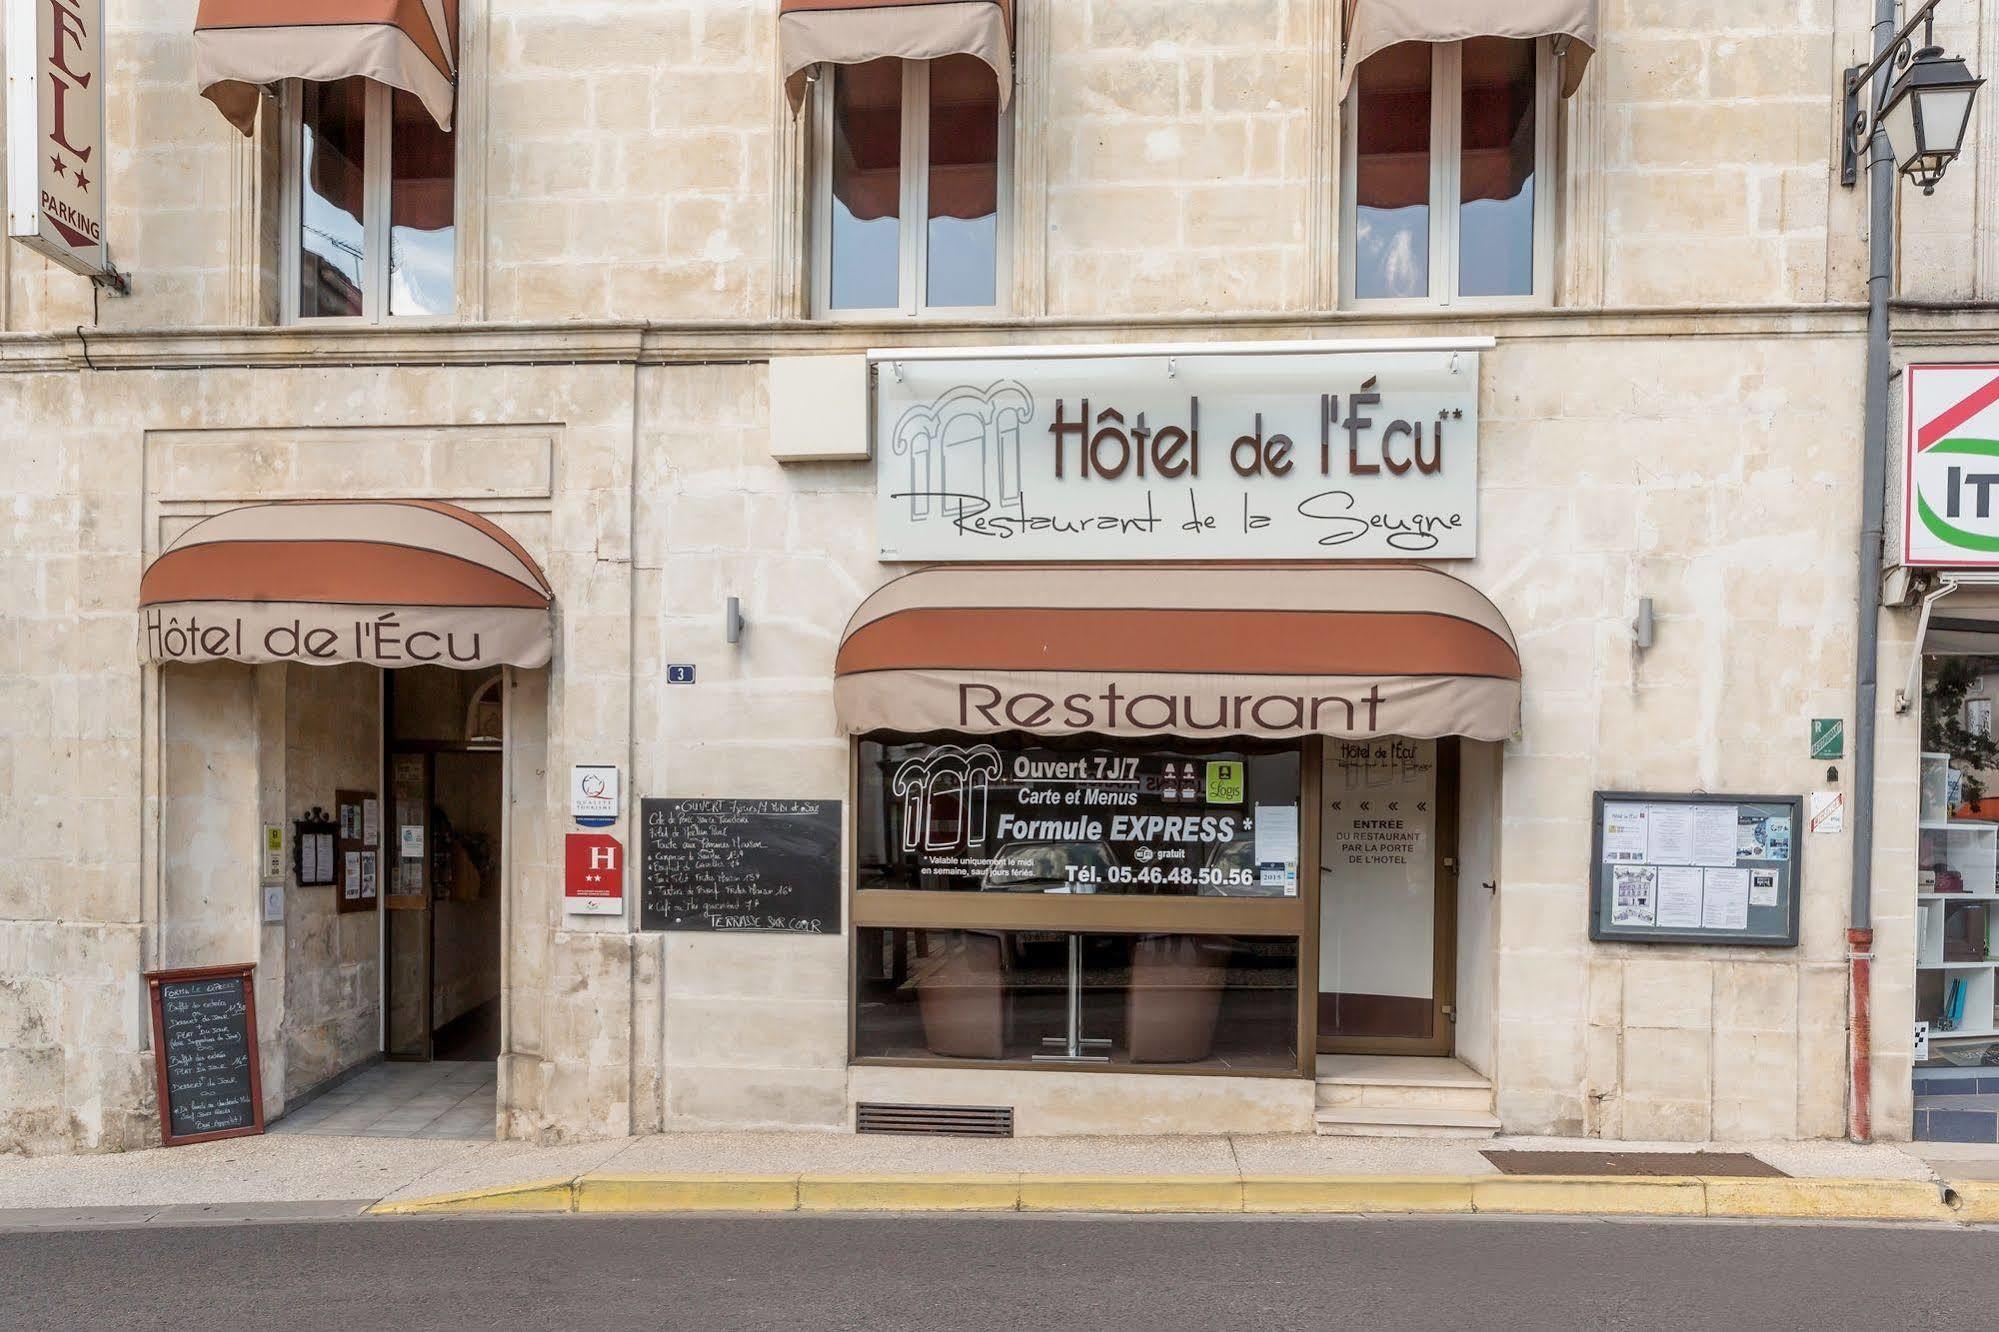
1848, 0, 1900, 1144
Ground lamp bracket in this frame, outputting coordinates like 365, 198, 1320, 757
1841, 0, 1945, 188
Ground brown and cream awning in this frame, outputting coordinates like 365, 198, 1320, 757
835, 564, 1521, 742
1339, 0, 1598, 98
780, 0, 1013, 113
140, 500, 551, 671
194, 0, 459, 136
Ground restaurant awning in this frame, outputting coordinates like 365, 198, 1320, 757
835, 564, 1522, 742
1339, 0, 1598, 99
140, 500, 552, 670
780, 0, 1013, 113
194, 0, 459, 137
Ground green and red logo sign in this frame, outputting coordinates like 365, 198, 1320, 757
1907, 363, 1999, 566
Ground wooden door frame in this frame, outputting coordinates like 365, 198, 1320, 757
1315, 737, 1460, 1057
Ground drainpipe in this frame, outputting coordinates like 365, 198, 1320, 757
1848, 0, 1900, 1145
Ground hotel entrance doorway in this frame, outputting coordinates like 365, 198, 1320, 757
1317, 737, 1458, 1055
382, 666, 506, 1063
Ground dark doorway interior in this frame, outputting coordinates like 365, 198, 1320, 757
383, 667, 505, 1064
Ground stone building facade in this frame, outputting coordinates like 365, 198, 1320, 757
0, 0, 1991, 1154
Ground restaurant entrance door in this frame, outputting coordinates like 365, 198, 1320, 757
1317, 737, 1458, 1056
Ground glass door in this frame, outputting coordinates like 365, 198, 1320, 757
1317, 737, 1457, 1055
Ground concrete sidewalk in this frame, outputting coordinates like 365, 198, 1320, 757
3, 1130, 1998, 1226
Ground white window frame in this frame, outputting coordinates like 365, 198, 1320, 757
280, 80, 457, 326
1339, 37, 1557, 311
810, 58, 1013, 320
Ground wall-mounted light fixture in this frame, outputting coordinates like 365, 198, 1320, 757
1842, 1, 1985, 194
1633, 598, 1655, 651
725, 596, 745, 645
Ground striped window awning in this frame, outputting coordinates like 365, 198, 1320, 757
1340, 0, 1597, 98
194, 0, 458, 136
140, 500, 551, 671
780, 0, 1013, 113
835, 564, 1522, 742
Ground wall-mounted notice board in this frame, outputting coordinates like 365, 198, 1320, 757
145, 963, 265, 1146
639, 798, 841, 933
1588, 792, 1802, 947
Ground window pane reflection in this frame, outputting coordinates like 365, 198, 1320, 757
830, 58, 903, 310
389, 90, 456, 317
856, 929, 1299, 1069
925, 54, 998, 309
299, 77, 367, 318
1458, 37, 1536, 298
1353, 43, 1431, 300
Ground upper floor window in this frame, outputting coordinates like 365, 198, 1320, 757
813, 55, 1009, 318
1342, 38, 1555, 308
285, 77, 457, 322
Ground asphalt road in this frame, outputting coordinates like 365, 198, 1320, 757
2, 1212, 1991, 1331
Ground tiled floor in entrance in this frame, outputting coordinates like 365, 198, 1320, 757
269, 1061, 496, 1140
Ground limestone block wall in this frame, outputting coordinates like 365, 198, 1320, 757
20, 1, 1999, 332
1041, 0, 1315, 314
1473, 328, 1865, 1139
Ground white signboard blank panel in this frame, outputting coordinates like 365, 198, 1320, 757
873, 347, 1482, 561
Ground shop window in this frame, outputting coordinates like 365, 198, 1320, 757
1342, 38, 1554, 308
856, 928, 1299, 1069
813, 55, 1009, 317
285, 77, 457, 322
859, 737, 1301, 897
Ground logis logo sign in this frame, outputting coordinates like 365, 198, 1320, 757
1907, 364, 1999, 566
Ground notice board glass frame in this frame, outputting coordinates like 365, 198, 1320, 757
144, 962, 266, 1147
1588, 791, 1802, 948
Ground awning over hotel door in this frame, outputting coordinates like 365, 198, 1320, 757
1339, 0, 1598, 97
780, 0, 1013, 112
835, 564, 1522, 742
140, 500, 552, 670
193, 0, 459, 136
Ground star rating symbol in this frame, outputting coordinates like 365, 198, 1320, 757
74, 171, 90, 193
49, 154, 66, 178
1417, 801, 1429, 813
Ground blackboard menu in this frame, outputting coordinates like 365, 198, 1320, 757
145, 965, 265, 1146
640, 798, 841, 933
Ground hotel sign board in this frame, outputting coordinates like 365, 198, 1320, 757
1905, 362, 1999, 567
5, 0, 109, 279
873, 345, 1483, 562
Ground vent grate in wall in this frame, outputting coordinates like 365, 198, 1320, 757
855, 1102, 1014, 1137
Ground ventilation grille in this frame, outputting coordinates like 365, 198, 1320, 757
856, 1101, 1014, 1138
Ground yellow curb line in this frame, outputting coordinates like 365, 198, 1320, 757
368, 1177, 578, 1215
368, 1172, 1970, 1223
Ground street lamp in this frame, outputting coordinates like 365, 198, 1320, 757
1842, 2, 1985, 194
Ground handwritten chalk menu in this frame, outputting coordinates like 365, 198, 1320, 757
145, 965, 265, 1146
639, 798, 841, 933
1589, 791, 1803, 947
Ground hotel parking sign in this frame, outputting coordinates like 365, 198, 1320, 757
1905, 363, 1999, 566
5, 0, 110, 279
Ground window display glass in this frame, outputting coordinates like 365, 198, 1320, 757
855, 928, 1298, 1069
857, 736, 1302, 897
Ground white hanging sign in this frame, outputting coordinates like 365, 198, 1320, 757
5, 0, 110, 279
873, 345, 1483, 562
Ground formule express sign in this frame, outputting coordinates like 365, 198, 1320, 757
1906, 363, 1999, 566
873, 343, 1482, 561
5, 0, 108, 278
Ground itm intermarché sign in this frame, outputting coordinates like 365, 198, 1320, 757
872, 342, 1485, 562
1905, 362, 1999, 567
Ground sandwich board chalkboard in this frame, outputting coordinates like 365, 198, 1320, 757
145, 964, 265, 1146
639, 798, 841, 933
